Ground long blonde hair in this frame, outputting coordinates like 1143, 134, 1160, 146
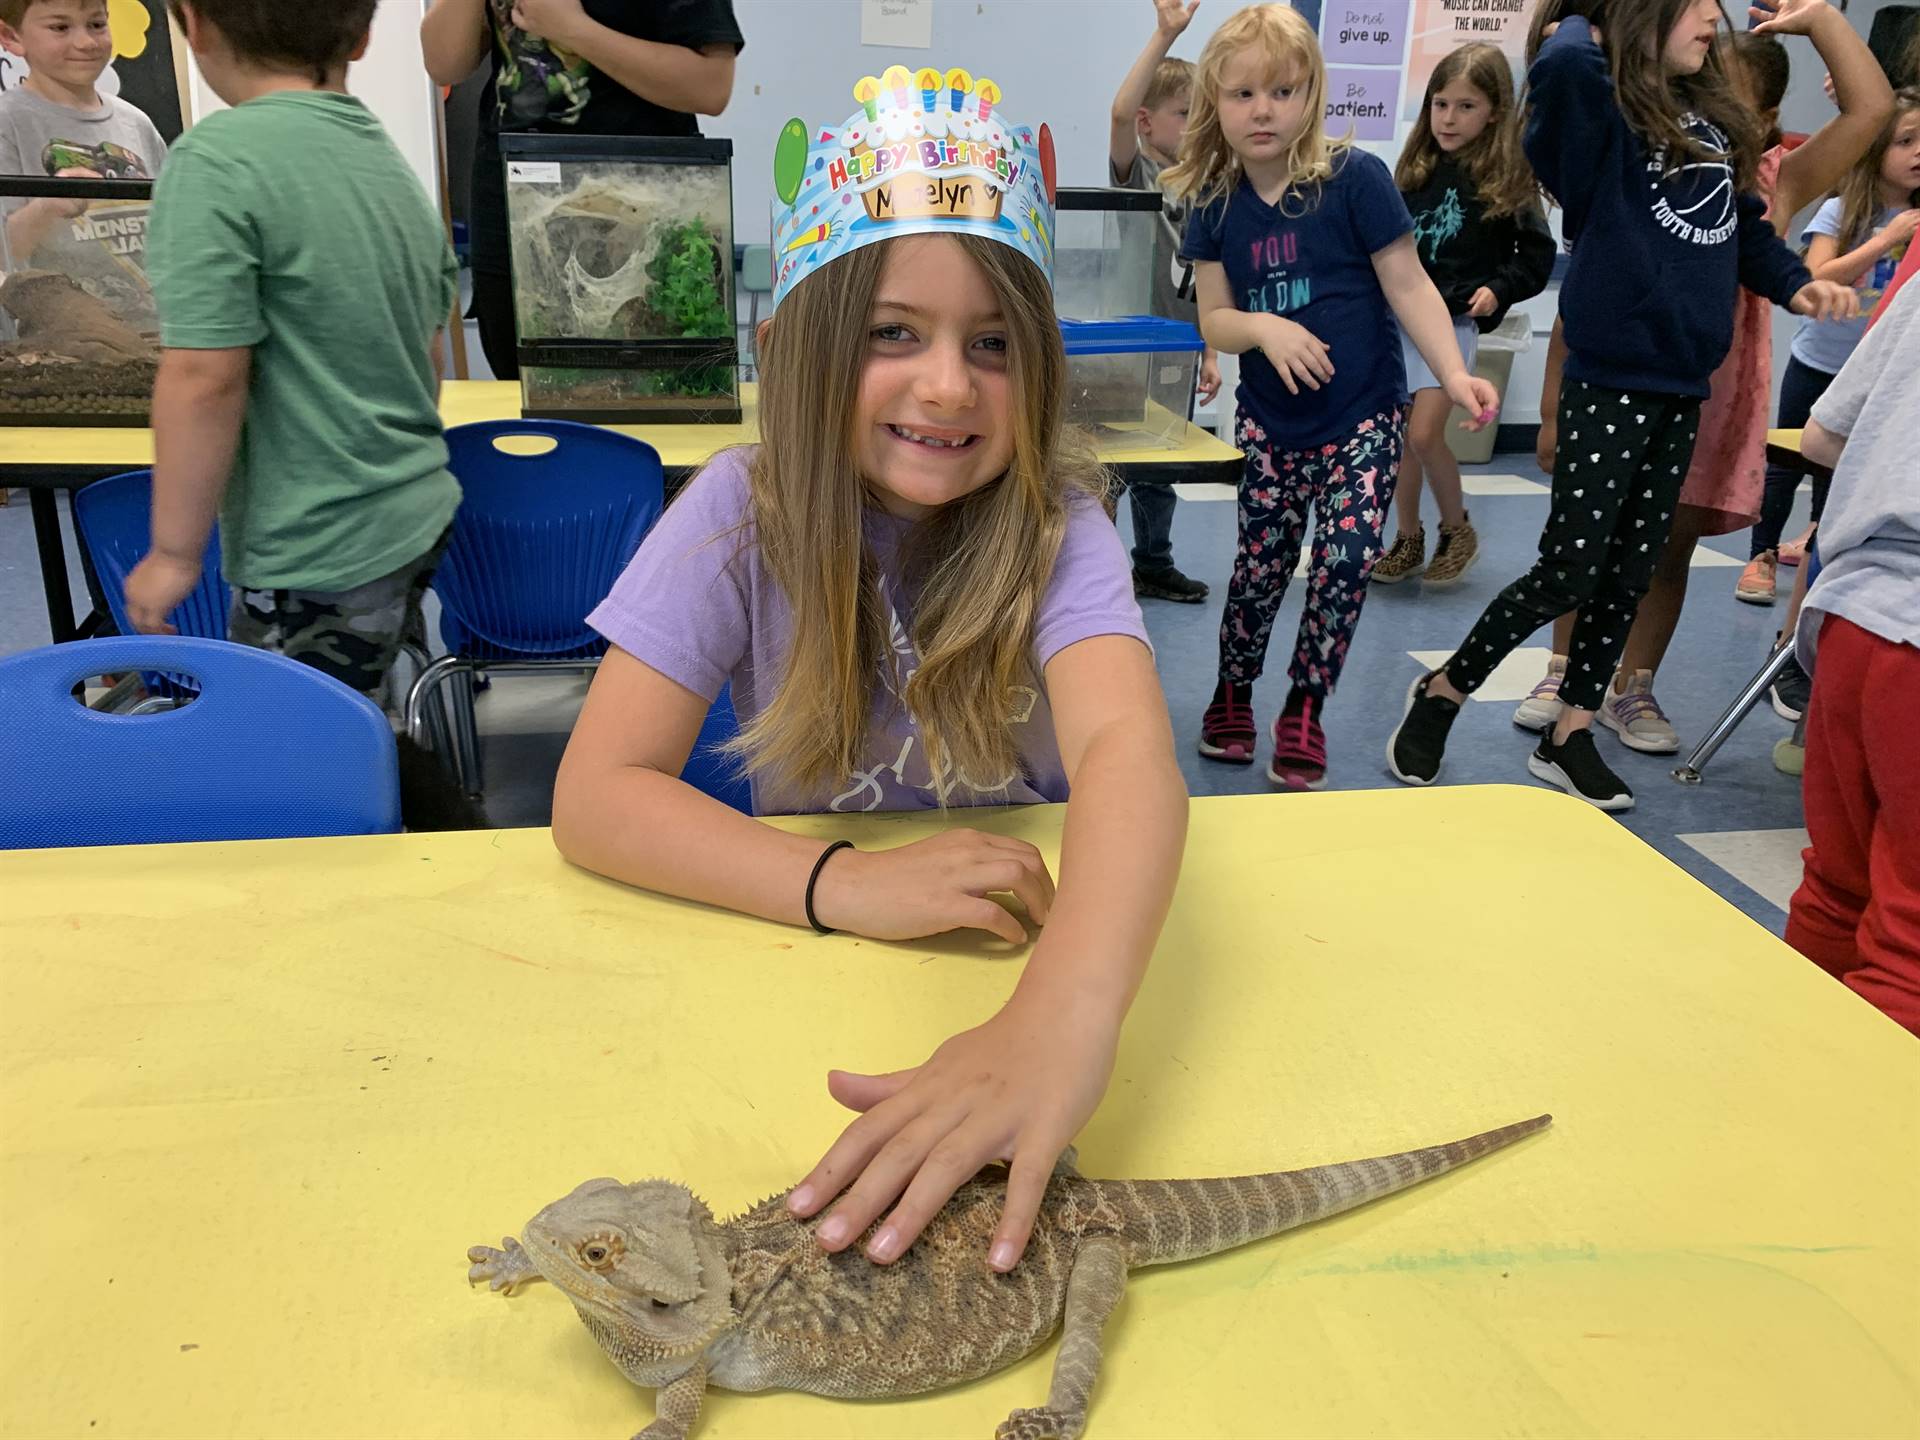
735, 234, 1105, 801
1162, 3, 1349, 214
1395, 43, 1540, 220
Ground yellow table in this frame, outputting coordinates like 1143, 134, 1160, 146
4, 381, 1242, 645
3, 788, 1915, 1439
1766, 426, 1833, 483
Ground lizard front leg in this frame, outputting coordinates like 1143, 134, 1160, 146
996, 1236, 1128, 1440
467, 1236, 544, 1296
637, 1358, 710, 1440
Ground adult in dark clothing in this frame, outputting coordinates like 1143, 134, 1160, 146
422, 0, 743, 379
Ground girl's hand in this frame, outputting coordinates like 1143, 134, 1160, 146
1445, 371, 1502, 432
809, 830, 1056, 944
1258, 315, 1335, 394
1882, 210, 1920, 248
1197, 351, 1222, 403
788, 991, 1120, 1270
1154, 0, 1200, 40
1748, 0, 1829, 36
1466, 286, 1499, 318
1790, 279, 1860, 322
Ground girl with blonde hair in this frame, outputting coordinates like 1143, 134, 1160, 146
1167, 2, 1499, 788
551, 78, 1187, 1277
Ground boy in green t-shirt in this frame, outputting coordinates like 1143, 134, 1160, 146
125, 0, 461, 719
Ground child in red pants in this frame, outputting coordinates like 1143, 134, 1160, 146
1783, 281, 1920, 1036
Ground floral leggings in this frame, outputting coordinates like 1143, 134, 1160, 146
1218, 405, 1405, 697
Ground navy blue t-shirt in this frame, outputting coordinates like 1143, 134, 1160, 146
1182, 147, 1413, 450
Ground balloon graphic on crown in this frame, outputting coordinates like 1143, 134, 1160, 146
769, 65, 1058, 307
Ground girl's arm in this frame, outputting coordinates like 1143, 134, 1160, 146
1483, 206, 1558, 315
789, 634, 1186, 1270
1192, 260, 1335, 393
1109, 0, 1200, 182
1755, 0, 1895, 230
1806, 220, 1920, 287
553, 647, 1057, 941
1373, 234, 1501, 428
1523, 17, 1614, 218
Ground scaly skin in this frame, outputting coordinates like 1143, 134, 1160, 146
468, 1114, 1551, 1439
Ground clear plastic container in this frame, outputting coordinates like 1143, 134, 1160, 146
502, 135, 739, 424
0, 176, 158, 427
1051, 188, 1162, 321
1059, 315, 1204, 451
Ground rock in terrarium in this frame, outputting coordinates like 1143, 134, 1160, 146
0, 269, 159, 425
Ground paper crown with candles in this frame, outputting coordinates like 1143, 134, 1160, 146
769, 66, 1057, 306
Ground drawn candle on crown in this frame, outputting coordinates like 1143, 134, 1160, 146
854, 76, 880, 123
945, 67, 972, 113
882, 65, 912, 109
976, 79, 1000, 123
916, 68, 941, 113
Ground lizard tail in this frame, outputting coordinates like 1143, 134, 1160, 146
1114, 1114, 1552, 1267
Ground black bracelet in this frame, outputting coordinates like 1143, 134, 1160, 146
805, 840, 855, 935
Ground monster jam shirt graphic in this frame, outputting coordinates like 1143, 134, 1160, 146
1646, 115, 1737, 247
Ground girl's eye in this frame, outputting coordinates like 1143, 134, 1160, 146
872, 324, 913, 343
974, 335, 1008, 355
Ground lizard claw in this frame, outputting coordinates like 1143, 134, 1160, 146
467, 1235, 540, 1295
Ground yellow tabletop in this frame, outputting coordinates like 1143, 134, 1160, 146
0, 381, 1242, 476
3, 788, 1915, 1439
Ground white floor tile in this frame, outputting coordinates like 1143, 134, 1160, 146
470, 670, 592, 737
1172, 483, 1238, 502
1408, 646, 1556, 702
1678, 828, 1809, 912
1461, 472, 1549, 496
1689, 545, 1744, 569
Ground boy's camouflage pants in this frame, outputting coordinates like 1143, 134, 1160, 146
227, 530, 449, 715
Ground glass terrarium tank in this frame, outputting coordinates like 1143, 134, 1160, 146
1051, 187, 1161, 322
1060, 316, 1203, 450
502, 134, 739, 424
0, 176, 159, 426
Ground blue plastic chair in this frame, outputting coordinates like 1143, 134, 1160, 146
406, 420, 667, 796
0, 636, 401, 849
685, 683, 752, 814
70, 469, 231, 696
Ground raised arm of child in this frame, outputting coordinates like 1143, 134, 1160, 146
1754, 0, 1896, 228
1372, 235, 1503, 429
1109, 0, 1201, 182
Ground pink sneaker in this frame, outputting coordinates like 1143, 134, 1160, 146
1268, 692, 1328, 790
1779, 533, 1809, 567
1199, 681, 1256, 764
1735, 551, 1777, 605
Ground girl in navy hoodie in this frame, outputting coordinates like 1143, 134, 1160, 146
1388, 0, 1858, 810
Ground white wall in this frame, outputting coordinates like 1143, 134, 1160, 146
183, 0, 442, 204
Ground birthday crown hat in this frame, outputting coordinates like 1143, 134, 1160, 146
769, 65, 1058, 306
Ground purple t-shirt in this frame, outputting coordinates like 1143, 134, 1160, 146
586, 447, 1150, 816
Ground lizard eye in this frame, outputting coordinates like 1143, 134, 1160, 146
650, 1298, 672, 1311
577, 1234, 623, 1269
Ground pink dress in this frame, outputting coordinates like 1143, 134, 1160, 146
1678, 146, 1784, 536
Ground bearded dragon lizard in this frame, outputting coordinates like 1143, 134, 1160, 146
467, 1113, 1550, 1439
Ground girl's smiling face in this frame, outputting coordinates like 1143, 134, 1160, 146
852, 234, 1016, 520
1214, 53, 1312, 167
1429, 77, 1495, 153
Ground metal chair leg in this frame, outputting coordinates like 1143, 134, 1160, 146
405, 654, 478, 795
1672, 642, 1798, 784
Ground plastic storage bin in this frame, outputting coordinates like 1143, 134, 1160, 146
1051, 187, 1164, 322
1059, 315, 1203, 451
0, 176, 158, 427
1444, 310, 1534, 464
503, 134, 739, 424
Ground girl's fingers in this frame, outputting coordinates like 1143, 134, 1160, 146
789, 1096, 912, 1218
955, 895, 1027, 944
826, 1066, 917, 1115
972, 855, 1054, 924
814, 1115, 947, 1252
868, 1129, 1000, 1263
989, 1142, 1058, 1271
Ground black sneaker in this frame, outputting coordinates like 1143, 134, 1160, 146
1770, 652, 1811, 721
1133, 564, 1209, 603
1387, 672, 1460, 785
1527, 728, 1634, 811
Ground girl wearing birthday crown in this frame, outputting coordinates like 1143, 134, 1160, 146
551, 71, 1186, 1277
1164, 4, 1501, 791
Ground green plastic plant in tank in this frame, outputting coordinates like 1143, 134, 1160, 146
642, 220, 733, 398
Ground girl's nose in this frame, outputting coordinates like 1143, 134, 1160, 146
915, 341, 976, 409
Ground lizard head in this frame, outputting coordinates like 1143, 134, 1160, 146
521, 1177, 735, 1383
